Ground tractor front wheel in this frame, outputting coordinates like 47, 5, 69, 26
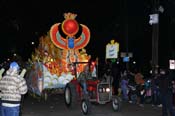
112, 96, 122, 112
81, 99, 91, 115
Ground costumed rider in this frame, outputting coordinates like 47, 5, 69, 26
0, 61, 28, 116
77, 65, 92, 95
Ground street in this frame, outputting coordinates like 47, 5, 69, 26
21, 93, 162, 116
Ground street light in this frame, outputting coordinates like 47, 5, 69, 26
7, 58, 10, 61
31, 41, 35, 45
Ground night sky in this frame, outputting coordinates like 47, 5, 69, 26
0, 0, 175, 70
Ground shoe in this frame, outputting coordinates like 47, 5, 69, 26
157, 104, 162, 107
139, 104, 144, 107
129, 100, 133, 103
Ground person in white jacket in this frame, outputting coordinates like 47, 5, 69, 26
0, 61, 28, 116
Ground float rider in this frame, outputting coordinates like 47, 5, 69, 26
77, 65, 92, 95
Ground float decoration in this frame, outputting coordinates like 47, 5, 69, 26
26, 12, 91, 97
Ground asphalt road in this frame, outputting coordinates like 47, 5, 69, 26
21, 93, 162, 116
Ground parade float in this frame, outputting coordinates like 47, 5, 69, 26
26, 12, 93, 99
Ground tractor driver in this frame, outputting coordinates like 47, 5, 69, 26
77, 65, 92, 95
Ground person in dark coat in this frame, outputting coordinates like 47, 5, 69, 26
151, 69, 161, 107
158, 68, 175, 116
111, 62, 120, 95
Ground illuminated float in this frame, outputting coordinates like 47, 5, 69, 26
26, 12, 93, 99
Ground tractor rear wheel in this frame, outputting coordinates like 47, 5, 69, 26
64, 83, 77, 108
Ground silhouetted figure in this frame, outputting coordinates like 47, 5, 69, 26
158, 69, 175, 116
111, 62, 120, 95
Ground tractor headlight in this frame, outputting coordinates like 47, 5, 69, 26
103, 88, 106, 92
106, 88, 110, 92
99, 88, 103, 92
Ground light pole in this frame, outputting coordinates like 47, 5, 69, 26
123, 0, 129, 71
149, 0, 163, 76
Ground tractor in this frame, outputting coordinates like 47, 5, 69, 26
64, 62, 122, 115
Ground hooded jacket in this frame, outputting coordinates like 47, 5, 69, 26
0, 68, 28, 104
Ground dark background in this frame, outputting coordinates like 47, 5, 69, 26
0, 0, 175, 70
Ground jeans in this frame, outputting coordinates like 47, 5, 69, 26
121, 87, 128, 101
152, 90, 161, 105
139, 94, 144, 104
0, 99, 1, 115
1, 106, 20, 116
82, 82, 88, 94
130, 94, 137, 104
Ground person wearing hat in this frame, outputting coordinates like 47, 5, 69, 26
0, 61, 28, 116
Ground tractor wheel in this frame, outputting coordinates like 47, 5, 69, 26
81, 99, 91, 115
112, 96, 122, 112
64, 83, 77, 108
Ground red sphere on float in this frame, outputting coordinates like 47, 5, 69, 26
62, 19, 79, 36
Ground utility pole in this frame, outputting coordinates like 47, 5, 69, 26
150, 0, 159, 76
124, 0, 129, 71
